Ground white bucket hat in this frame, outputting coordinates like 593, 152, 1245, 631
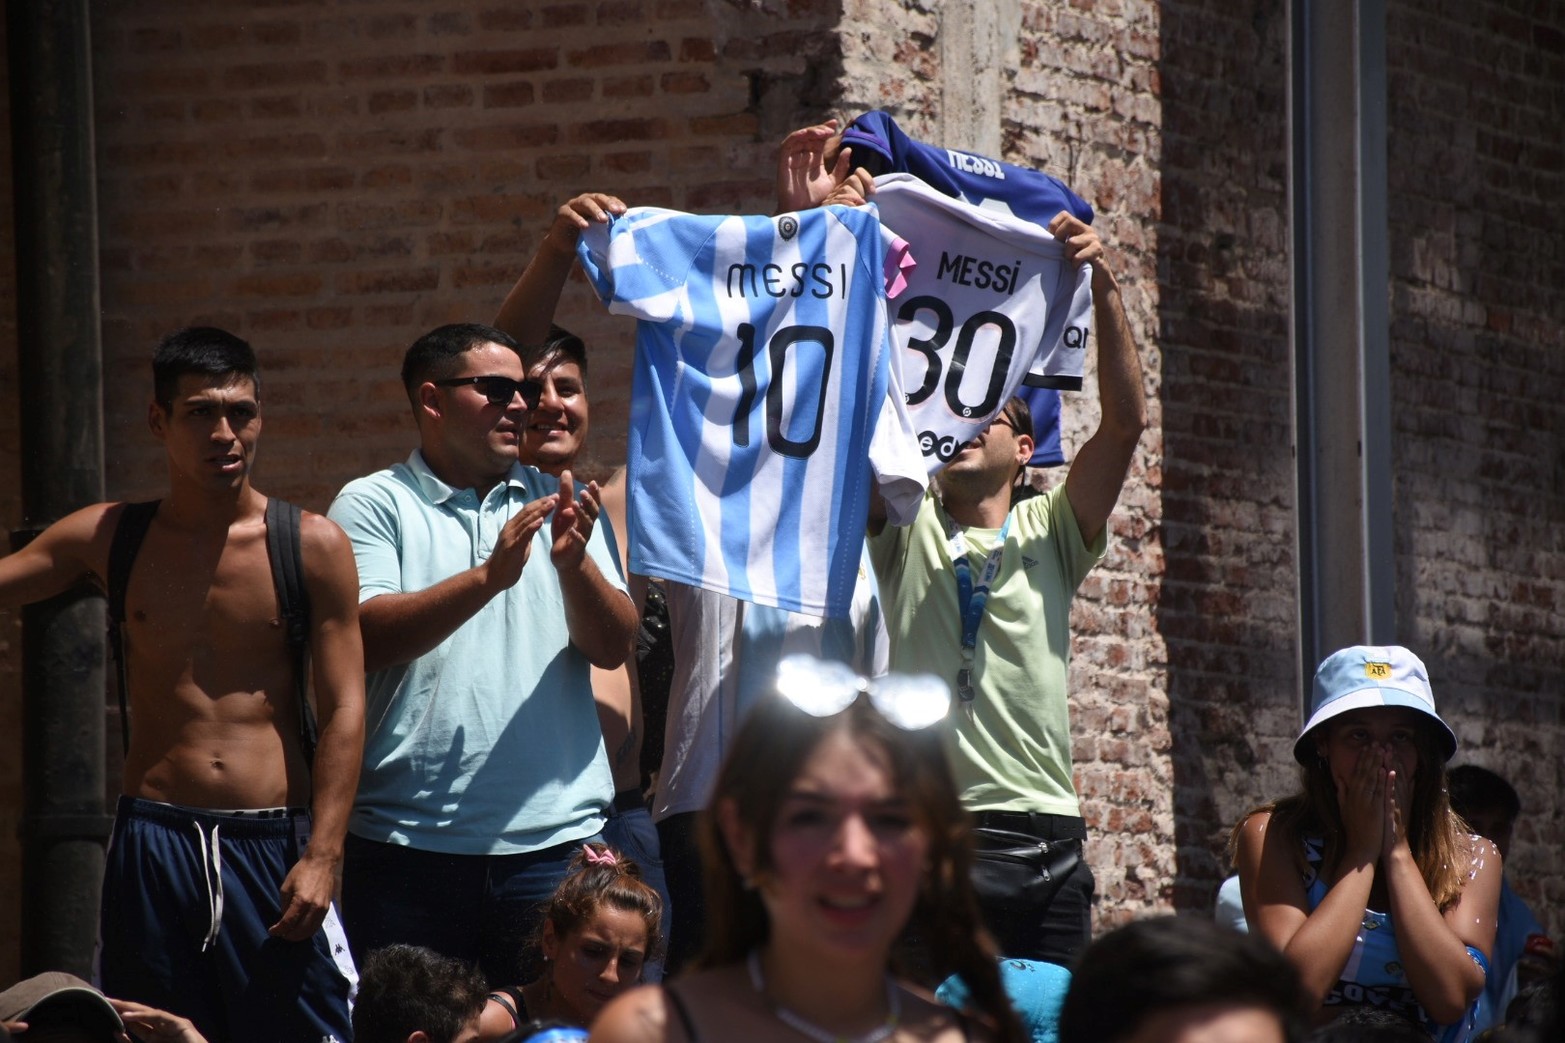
1293, 645, 1457, 763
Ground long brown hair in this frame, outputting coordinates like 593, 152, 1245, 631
695, 694, 1027, 1043
1229, 715, 1473, 910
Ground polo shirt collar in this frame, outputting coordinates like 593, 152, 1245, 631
405, 449, 533, 505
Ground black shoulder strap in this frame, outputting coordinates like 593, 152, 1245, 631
107, 501, 161, 756
265, 497, 317, 777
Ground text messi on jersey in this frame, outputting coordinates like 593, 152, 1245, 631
727, 261, 852, 300
936, 252, 1024, 294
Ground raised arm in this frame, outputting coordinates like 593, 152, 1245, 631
493, 192, 626, 347
0, 502, 115, 607
1053, 213, 1148, 548
270, 513, 365, 941
550, 470, 638, 669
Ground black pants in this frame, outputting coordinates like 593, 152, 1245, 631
969, 810, 1094, 968
655, 811, 705, 976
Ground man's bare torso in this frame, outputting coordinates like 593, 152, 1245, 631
110, 501, 309, 810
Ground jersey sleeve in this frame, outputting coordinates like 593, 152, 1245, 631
868, 218, 929, 526
576, 208, 715, 324
1023, 260, 1094, 391
327, 480, 404, 603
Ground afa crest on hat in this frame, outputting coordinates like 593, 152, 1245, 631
1294, 645, 1457, 763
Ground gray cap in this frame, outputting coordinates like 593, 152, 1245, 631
0, 972, 124, 1037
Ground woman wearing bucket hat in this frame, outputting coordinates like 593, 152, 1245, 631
1229, 645, 1501, 1042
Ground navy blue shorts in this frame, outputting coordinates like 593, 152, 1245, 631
98, 796, 356, 1043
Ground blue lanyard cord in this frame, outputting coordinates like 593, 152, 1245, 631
947, 510, 1011, 705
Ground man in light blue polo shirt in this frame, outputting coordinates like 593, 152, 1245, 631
328, 322, 639, 983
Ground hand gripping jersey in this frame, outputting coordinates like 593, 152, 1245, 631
577, 205, 926, 618
869, 173, 1094, 473
840, 110, 1096, 467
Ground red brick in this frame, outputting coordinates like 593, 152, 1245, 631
305, 306, 355, 330
601, 151, 653, 174
339, 54, 445, 79
604, 75, 655, 98
477, 8, 535, 31
337, 127, 444, 155
336, 200, 443, 230
661, 71, 708, 94
221, 61, 328, 90
568, 118, 666, 143
192, 98, 243, 122
424, 84, 476, 108
335, 268, 441, 295
679, 38, 715, 62
542, 79, 596, 104
451, 49, 559, 75
482, 82, 536, 108
251, 240, 304, 266
451, 124, 560, 151
537, 154, 593, 180
567, 41, 672, 68
368, 90, 418, 114
249, 95, 304, 119
232, 272, 324, 298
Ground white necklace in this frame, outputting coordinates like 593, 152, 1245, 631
747, 950, 901, 1043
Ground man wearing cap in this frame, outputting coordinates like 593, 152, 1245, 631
0, 972, 209, 1041
1233, 645, 1501, 1035
328, 323, 639, 983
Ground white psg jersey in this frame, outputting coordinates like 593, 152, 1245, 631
578, 205, 925, 618
870, 173, 1095, 471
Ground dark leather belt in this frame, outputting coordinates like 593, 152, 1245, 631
970, 809, 1087, 842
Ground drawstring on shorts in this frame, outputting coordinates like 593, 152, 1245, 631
193, 820, 225, 951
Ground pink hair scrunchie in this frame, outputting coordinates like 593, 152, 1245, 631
583, 845, 618, 867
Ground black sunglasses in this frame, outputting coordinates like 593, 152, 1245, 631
433, 375, 542, 409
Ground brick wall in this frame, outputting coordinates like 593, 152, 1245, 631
1153, 0, 1299, 914
1385, 0, 1565, 924
2, 0, 1562, 977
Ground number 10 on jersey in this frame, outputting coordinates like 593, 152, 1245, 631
731, 321, 835, 460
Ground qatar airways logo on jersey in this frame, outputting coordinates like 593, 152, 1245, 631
946, 149, 1007, 180
727, 261, 851, 299
936, 252, 1023, 294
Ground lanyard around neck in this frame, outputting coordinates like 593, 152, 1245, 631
946, 508, 1011, 708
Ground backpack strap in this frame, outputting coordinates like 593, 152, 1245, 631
265, 497, 318, 778
106, 500, 161, 756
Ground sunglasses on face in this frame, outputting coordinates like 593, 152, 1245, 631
774, 654, 951, 731
433, 375, 543, 409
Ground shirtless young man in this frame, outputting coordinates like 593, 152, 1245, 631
0, 328, 365, 1043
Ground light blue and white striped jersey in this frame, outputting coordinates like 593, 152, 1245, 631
578, 204, 925, 618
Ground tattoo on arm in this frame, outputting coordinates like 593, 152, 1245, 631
615, 726, 638, 768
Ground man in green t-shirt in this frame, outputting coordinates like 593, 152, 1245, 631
868, 212, 1147, 966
